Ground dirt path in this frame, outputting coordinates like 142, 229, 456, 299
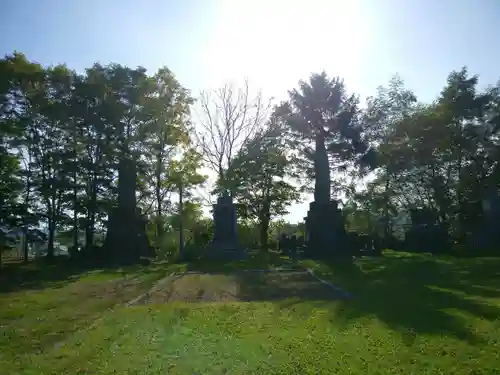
133, 270, 347, 304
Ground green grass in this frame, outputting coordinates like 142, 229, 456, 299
3, 251, 500, 374
0, 260, 183, 373
22, 303, 398, 374
301, 251, 500, 373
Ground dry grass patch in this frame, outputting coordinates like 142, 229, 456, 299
134, 270, 344, 304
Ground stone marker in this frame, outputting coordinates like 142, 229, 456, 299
205, 190, 246, 260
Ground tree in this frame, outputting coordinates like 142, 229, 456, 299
360, 67, 500, 251
0, 133, 22, 268
0, 53, 45, 263
1, 55, 75, 259
68, 65, 122, 252
5, 49, 500, 262
226, 113, 299, 250
138, 67, 196, 240
361, 75, 418, 237
0, 53, 208, 264
281, 72, 369, 202
28, 65, 75, 259
194, 79, 271, 196
0, 56, 23, 266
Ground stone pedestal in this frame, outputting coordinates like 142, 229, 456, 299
104, 208, 154, 264
304, 200, 350, 258
205, 192, 246, 260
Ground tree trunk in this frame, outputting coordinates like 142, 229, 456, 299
155, 185, 162, 238
178, 181, 184, 260
23, 162, 32, 264
259, 200, 271, 251
218, 167, 225, 193
455, 125, 465, 239
85, 221, 93, 251
47, 222, 55, 259
85, 177, 97, 250
72, 170, 78, 257
383, 168, 391, 238
155, 150, 163, 239
259, 218, 270, 252
23, 226, 29, 264
71, 126, 79, 258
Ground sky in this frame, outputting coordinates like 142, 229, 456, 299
2, 0, 500, 223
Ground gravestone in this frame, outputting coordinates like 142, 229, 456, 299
289, 235, 299, 260
278, 233, 289, 254
279, 234, 299, 257
404, 208, 449, 254
303, 216, 310, 243
296, 235, 304, 249
205, 191, 246, 260
469, 191, 500, 254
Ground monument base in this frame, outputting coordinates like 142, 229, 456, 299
204, 241, 248, 260
305, 200, 350, 259
103, 209, 154, 265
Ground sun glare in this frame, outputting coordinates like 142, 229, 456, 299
197, 0, 374, 222
202, 0, 371, 99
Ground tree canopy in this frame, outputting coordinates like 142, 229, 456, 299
2, 52, 500, 262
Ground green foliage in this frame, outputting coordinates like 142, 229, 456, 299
150, 199, 210, 261
3, 50, 500, 259
370, 69, 500, 245
226, 112, 300, 249
0, 52, 204, 261
279, 72, 369, 197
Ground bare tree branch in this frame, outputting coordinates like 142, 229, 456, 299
193, 79, 272, 194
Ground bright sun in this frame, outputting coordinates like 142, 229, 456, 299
202, 0, 371, 99
198, 0, 373, 222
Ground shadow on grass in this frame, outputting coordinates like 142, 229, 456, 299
185, 250, 294, 274
0, 258, 90, 294
0, 257, 171, 295
310, 252, 500, 344
235, 271, 344, 302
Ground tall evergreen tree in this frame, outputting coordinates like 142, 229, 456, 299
281, 72, 368, 202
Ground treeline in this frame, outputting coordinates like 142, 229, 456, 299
344, 71, 500, 254
0, 53, 204, 263
2, 51, 500, 263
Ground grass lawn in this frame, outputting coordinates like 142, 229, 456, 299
0, 260, 183, 374
302, 251, 500, 374
3, 251, 500, 374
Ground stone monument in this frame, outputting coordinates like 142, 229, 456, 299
404, 207, 449, 254
304, 199, 349, 258
303, 153, 350, 258
478, 191, 500, 252
103, 157, 154, 265
205, 190, 246, 260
